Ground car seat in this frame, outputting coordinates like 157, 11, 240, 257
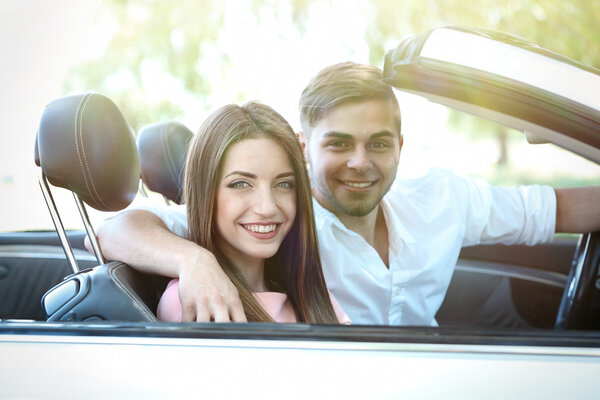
36, 93, 167, 322
137, 121, 193, 205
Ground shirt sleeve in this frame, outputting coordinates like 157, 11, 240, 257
123, 198, 189, 238
459, 174, 557, 246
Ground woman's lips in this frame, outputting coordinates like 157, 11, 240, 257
242, 223, 280, 239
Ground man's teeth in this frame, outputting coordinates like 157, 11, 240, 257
344, 181, 372, 188
244, 224, 276, 233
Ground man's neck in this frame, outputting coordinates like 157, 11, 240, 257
328, 203, 390, 267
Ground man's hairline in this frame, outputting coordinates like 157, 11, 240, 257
301, 98, 402, 142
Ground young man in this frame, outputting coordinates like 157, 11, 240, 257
96, 62, 600, 325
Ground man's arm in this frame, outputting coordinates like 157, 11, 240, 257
555, 187, 600, 233
94, 209, 246, 322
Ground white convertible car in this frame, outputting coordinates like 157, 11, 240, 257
1, 27, 599, 399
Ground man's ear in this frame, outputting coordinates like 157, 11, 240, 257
296, 131, 308, 160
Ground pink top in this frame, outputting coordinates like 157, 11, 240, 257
157, 279, 351, 324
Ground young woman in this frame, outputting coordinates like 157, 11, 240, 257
157, 102, 349, 323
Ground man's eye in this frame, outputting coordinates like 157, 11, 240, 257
369, 141, 390, 149
328, 141, 349, 148
227, 180, 250, 189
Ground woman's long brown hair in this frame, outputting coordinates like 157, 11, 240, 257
184, 102, 339, 323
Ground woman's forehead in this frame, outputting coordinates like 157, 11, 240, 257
221, 137, 294, 176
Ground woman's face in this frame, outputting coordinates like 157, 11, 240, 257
215, 137, 297, 270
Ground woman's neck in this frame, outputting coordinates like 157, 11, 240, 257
242, 259, 267, 292
223, 251, 267, 292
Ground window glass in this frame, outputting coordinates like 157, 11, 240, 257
396, 91, 600, 188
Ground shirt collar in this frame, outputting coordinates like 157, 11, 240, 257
312, 196, 415, 244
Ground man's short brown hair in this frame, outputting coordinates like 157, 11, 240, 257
299, 61, 401, 137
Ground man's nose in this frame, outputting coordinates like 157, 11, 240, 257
347, 147, 371, 172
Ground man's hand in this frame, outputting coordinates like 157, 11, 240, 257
96, 209, 246, 322
177, 251, 247, 322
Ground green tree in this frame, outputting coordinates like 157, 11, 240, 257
64, 0, 599, 136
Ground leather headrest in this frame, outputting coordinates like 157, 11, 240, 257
37, 93, 140, 212
137, 121, 192, 204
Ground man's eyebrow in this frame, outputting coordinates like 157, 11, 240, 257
370, 131, 395, 140
321, 131, 395, 140
321, 131, 354, 140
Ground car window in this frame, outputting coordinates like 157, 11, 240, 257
395, 90, 600, 189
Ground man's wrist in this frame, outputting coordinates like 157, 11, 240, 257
175, 243, 217, 278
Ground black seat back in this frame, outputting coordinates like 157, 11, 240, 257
36, 93, 166, 322
137, 121, 193, 204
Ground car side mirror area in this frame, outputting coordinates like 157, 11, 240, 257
42, 262, 169, 322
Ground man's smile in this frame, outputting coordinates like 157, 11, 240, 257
342, 181, 376, 189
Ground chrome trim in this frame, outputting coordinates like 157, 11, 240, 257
0, 250, 96, 261
73, 192, 105, 265
38, 172, 79, 273
1, 334, 599, 358
567, 234, 588, 299
456, 260, 567, 288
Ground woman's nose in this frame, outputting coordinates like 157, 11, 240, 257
253, 186, 278, 216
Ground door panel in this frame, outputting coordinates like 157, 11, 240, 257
437, 237, 576, 329
0, 231, 97, 320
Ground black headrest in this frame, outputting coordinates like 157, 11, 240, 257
137, 121, 192, 204
36, 93, 140, 211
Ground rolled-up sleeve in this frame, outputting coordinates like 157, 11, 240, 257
124, 199, 189, 238
462, 176, 556, 246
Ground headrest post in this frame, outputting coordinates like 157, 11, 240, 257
38, 172, 80, 274
138, 180, 149, 198
73, 192, 105, 265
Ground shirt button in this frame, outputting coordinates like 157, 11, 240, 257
394, 287, 401, 296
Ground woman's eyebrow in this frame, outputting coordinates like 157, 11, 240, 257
223, 171, 295, 179
224, 170, 256, 179
276, 171, 295, 179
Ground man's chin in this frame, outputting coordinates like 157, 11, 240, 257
332, 198, 379, 217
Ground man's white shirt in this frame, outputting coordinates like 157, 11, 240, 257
130, 168, 556, 326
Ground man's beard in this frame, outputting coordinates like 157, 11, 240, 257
327, 193, 381, 217
319, 177, 395, 217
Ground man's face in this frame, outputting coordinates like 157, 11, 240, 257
305, 99, 402, 218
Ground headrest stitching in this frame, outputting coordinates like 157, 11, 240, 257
77, 94, 111, 211
74, 94, 94, 206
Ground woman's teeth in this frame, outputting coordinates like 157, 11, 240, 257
244, 224, 276, 233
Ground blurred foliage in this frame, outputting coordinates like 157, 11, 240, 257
365, 0, 600, 67
64, 0, 599, 143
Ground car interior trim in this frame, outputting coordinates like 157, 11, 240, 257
455, 260, 567, 288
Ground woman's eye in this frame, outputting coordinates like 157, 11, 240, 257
227, 180, 250, 189
276, 180, 295, 189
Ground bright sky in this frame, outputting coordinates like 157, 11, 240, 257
1, 0, 598, 232
0, 0, 108, 231
0, 0, 376, 231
